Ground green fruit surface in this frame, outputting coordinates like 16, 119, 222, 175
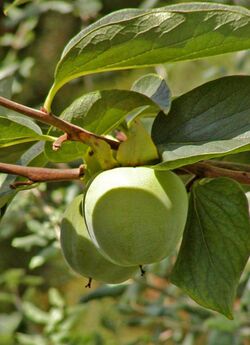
60, 195, 137, 284
84, 167, 188, 266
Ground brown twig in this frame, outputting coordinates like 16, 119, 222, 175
0, 162, 85, 183
205, 160, 250, 172
2, 160, 250, 185
181, 161, 250, 185
0, 96, 120, 149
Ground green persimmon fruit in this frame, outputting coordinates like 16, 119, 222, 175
60, 195, 137, 284
84, 167, 188, 266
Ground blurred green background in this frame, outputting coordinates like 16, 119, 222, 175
0, 1, 250, 344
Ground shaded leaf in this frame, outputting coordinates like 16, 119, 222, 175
44, 3, 250, 110
44, 140, 86, 164
0, 142, 46, 222
0, 142, 33, 164
131, 73, 171, 114
152, 76, 250, 170
171, 178, 250, 318
0, 116, 51, 147
0, 141, 61, 224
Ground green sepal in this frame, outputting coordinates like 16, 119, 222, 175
84, 137, 119, 182
116, 120, 159, 167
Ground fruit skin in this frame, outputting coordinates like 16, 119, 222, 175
60, 195, 137, 284
84, 167, 188, 266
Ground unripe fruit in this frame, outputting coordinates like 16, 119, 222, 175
60, 195, 137, 284
84, 167, 188, 266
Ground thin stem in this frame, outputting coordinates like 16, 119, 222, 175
0, 96, 119, 149
182, 161, 250, 185
207, 160, 250, 172
0, 162, 85, 182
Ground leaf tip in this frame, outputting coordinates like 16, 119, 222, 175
222, 309, 234, 321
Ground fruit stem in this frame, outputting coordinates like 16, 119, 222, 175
139, 265, 146, 276
85, 278, 92, 288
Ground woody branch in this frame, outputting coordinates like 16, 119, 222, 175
1, 161, 250, 188
0, 162, 85, 187
0, 96, 120, 150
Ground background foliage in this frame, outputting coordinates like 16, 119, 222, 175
0, 0, 250, 344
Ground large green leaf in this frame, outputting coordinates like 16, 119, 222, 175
45, 89, 159, 162
0, 143, 33, 164
0, 115, 46, 164
152, 76, 250, 170
171, 178, 250, 319
0, 116, 52, 147
61, 8, 142, 57
44, 3, 250, 110
0, 142, 46, 222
